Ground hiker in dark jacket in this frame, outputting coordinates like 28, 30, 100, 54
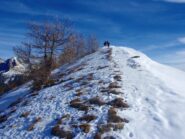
104, 41, 110, 48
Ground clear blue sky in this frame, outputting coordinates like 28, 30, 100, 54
0, 0, 185, 71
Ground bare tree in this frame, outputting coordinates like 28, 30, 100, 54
13, 42, 32, 70
86, 35, 99, 54
25, 19, 72, 69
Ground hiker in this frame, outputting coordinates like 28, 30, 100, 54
104, 41, 110, 48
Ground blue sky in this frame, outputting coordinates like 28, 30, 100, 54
0, 0, 185, 71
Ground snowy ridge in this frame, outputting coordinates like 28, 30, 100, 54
112, 46, 185, 139
0, 46, 185, 139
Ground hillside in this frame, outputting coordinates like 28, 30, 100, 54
0, 46, 185, 139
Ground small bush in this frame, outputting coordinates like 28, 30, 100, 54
79, 123, 91, 133
32, 80, 43, 91
79, 114, 97, 122
88, 97, 106, 106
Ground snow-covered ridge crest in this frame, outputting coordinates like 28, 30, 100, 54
112, 46, 185, 96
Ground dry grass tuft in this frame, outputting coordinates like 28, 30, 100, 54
69, 98, 89, 112
113, 123, 124, 131
104, 136, 116, 139
100, 87, 109, 93
108, 89, 122, 95
27, 117, 42, 131
97, 123, 113, 133
70, 98, 81, 104
108, 107, 117, 115
97, 66, 109, 70
56, 114, 70, 125
44, 79, 56, 87
109, 98, 129, 108
51, 125, 73, 139
108, 82, 121, 89
79, 114, 97, 122
88, 97, 106, 106
87, 73, 94, 80
75, 89, 83, 96
131, 56, 140, 58
20, 111, 30, 118
97, 123, 124, 134
79, 123, 91, 133
107, 108, 124, 123
113, 75, 122, 81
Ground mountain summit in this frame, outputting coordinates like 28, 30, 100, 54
0, 57, 25, 74
0, 46, 185, 139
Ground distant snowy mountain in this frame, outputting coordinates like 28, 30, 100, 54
0, 46, 185, 139
0, 58, 3, 64
0, 57, 25, 73
0, 57, 26, 84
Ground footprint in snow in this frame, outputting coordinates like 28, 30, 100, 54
129, 132, 134, 138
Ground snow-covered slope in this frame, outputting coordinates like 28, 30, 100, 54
0, 46, 185, 139
112, 46, 185, 139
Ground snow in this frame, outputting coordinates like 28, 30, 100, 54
0, 46, 185, 139
112, 46, 185, 139
0, 82, 31, 111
